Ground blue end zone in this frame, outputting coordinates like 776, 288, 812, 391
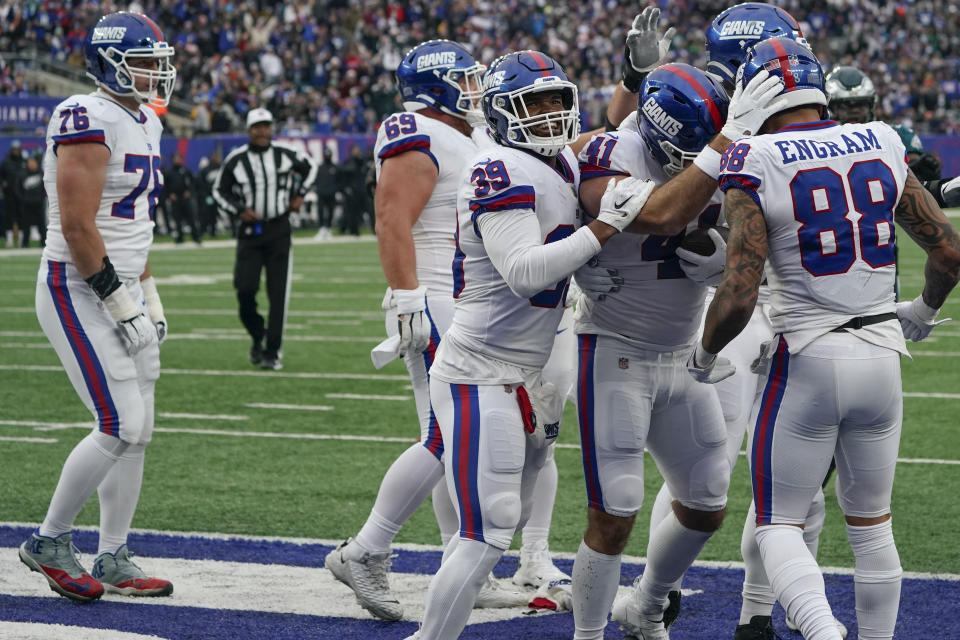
2, 525, 956, 638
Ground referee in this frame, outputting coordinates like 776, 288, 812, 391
213, 108, 318, 370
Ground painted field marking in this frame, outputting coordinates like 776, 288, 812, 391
0, 364, 409, 382
244, 403, 334, 411
157, 412, 248, 421
2, 420, 957, 465
325, 393, 412, 401
0, 436, 57, 444
903, 392, 960, 399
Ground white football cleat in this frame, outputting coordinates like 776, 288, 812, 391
786, 613, 848, 638
324, 538, 403, 621
474, 574, 529, 608
611, 589, 671, 640
512, 539, 571, 588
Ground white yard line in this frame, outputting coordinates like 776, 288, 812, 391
157, 412, 249, 421
0, 436, 57, 444
325, 393, 412, 401
0, 364, 409, 381
2, 420, 958, 465
244, 402, 334, 411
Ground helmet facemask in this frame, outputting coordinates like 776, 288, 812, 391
446, 62, 486, 125
98, 43, 177, 106
489, 79, 580, 157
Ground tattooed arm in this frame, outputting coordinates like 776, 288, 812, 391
701, 188, 768, 354
895, 170, 960, 308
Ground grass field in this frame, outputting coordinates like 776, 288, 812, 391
0, 230, 958, 635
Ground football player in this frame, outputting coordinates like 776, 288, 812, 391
324, 39, 536, 620
697, 37, 960, 640
404, 50, 654, 640
19, 11, 175, 602
573, 62, 766, 640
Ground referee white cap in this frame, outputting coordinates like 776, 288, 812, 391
246, 107, 274, 129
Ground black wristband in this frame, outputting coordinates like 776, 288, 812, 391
84, 256, 122, 300
620, 46, 645, 93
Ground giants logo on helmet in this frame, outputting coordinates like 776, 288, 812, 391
484, 70, 506, 90
641, 97, 682, 137
416, 51, 457, 71
718, 20, 765, 40
91, 26, 127, 43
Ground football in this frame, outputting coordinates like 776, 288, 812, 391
679, 225, 730, 256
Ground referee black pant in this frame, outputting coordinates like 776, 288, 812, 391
234, 216, 292, 358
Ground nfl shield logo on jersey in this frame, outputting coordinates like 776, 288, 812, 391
619, 357, 629, 369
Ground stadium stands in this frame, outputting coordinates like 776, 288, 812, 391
1, 0, 958, 136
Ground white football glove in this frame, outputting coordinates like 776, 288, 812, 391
686, 343, 735, 384
102, 283, 158, 356
625, 6, 676, 74
394, 286, 431, 356
720, 69, 788, 140
597, 177, 655, 232
676, 228, 727, 285
575, 258, 623, 301
140, 276, 167, 344
896, 295, 951, 341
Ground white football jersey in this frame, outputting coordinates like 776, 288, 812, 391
575, 119, 725, 351
429, 145, 581, 383
375, 111, 477, 294
718, 119, 909, 353
43, 92, 163, 279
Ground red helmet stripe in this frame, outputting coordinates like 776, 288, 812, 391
138, 14, 165, 42
768, 38, 797, 92
524, 50, 553, 78
662, 64, 723, 132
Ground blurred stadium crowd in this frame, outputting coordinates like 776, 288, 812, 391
2, 0, 959, 135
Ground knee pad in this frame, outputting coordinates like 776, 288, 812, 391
598, 472, 644, 517
680, 450, 730, 511
92, 430, 130, 459
483, 492, 521, 549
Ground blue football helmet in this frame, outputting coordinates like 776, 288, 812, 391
638, 64, 729, 176
396, 40, 485, 123
84, 12, 177, 106
738, 37, 826, 120
481, 51, 580, 157
705, 2, 805, 89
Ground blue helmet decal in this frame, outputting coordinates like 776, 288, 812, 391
705, 2, 804, 88
85, 12, 177, 106
395, 40, 485, 122
638, 63, 729, 175
481, 50, 580, 157
738, 37, 826, 120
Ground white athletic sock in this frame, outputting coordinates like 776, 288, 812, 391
39, 432, 126, 538
419, 538, 501, 639
572, 540, 621, 640
846, 520, 901, 640
756, 524, 842, 640
521, 452, 557, 548
97, 445, 146, 555
739, 503, 776, 623
636, 511, 713, 614
355, 443, 444, 553
648, 484, 685, 593
432, 475, 458, 547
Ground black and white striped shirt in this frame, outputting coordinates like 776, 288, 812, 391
213, 141, 318, 220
